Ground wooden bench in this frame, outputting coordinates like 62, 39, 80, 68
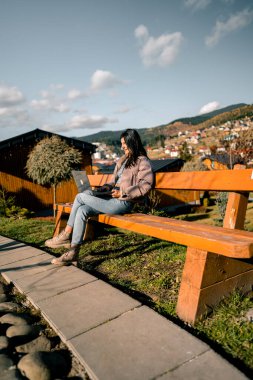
53, 167, 253, 324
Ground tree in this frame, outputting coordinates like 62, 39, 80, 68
179, 142, 192, 162
233, 128, 253, 167
181, 158, 207, 172
26, 135, 82, 215
209, 144, 217, 154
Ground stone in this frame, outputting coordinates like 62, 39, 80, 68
1, 369, 23, 380
0, 302, 20, 313
15, 335, 52, 353
0, 336, 9, 351
0, 283, 5, 294
18, 351, 69, 380
0, 353, 14, 371
6, 324, 41, 339
0, 294, 7, 303
245, 308, 253, 322
0, 313, 31, 326
0, 354, 23, 380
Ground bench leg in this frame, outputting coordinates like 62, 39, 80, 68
53, 210, 67, 237
176, 247, 253, 324
83, 218, 96, 241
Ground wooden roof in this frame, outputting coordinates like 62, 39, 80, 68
0, 128, 96, 154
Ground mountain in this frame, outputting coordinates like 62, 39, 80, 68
169, 103, 247, 126
79, 103, 252, 147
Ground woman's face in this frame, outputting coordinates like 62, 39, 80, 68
121, 137, 130, 156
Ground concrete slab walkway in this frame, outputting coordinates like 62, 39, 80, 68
0, 235, 250, 380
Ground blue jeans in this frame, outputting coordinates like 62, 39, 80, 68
67, 190, 133, 245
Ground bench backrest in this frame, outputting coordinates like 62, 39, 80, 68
155, 168, 253, 191
88, 167, 253, 230
88, 168, 253, 192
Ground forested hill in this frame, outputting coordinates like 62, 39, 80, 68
78, 103, 252, 147
170, 103, 247, 126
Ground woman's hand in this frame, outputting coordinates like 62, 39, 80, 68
111, 188, 121, 198
97, 184, 111, 192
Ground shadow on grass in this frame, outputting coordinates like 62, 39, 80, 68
180, 213, 210, 222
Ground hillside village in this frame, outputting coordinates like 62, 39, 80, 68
92, 115, 253, 169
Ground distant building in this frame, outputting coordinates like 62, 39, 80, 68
201, 153, 244, 170
93, 161, 116, 174
170, 149, 179, 158
93, 158, 184, 174
150, 159, 184, 172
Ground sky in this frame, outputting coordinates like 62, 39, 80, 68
1, 0, 253, 142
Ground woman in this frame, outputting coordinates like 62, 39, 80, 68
45, 128, 154, 265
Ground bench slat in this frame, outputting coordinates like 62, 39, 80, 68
154, 169, 253, 191
87, 170, 253, 191
97, 214, 253, 259
121, 213, 253, 240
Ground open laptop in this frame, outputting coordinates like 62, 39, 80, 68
72, 171, 113, 197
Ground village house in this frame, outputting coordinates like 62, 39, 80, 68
201, 153, 244, 170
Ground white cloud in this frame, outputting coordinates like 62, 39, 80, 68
184, 0, 211, 11
0, 106, 32, 132
40, 90, 51, 99
90, 70, 125, 91
0, 107, 9, 116
30, 99, 50, 110
134, 25, 149, 40
53, 103, 70, 113
69, 114, 118, 129
0, 85, 25, 107
41, 84, 64, 98
67, 89, 86, 100
222, 0, 235, 4
31, 97, 69, 113
199, 101, 220, 114
134, 25, 183, 67
42, 114, 118, 134
205, 8, 253, 47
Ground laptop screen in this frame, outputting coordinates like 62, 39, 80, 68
72, 171, 91, 193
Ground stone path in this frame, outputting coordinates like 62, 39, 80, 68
0, 235, 250, 380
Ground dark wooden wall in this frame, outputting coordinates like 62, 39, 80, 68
0, 142, 92, 210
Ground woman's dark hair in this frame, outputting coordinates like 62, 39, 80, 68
120, 129, 147, 168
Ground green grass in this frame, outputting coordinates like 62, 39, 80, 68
0, 215, 253, 375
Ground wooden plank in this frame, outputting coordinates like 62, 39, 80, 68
118, 213, 253, 240
88, 170, 253, 191
223, 191, 249, 229
177, 248, 253, 323
223, 166, 249, 230
97, 214, 253, 258
54, 203, 72, 214
178, 249, 253, 289
88, 174, 113, 187
177, 269, 253, 323
155, 169, 253, 191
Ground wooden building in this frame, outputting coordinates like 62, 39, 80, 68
0, 129, 95, 211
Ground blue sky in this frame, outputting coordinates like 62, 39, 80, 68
1, 0, 253, 141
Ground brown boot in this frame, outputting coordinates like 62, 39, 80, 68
51, 246, 80, 266
45, 230, 71, 249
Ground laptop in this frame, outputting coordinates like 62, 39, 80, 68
72, 171, 113, 197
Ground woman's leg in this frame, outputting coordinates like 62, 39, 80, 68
45, 190, 94, 248
69, 192, 133, 245
51, 193, 133, 265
